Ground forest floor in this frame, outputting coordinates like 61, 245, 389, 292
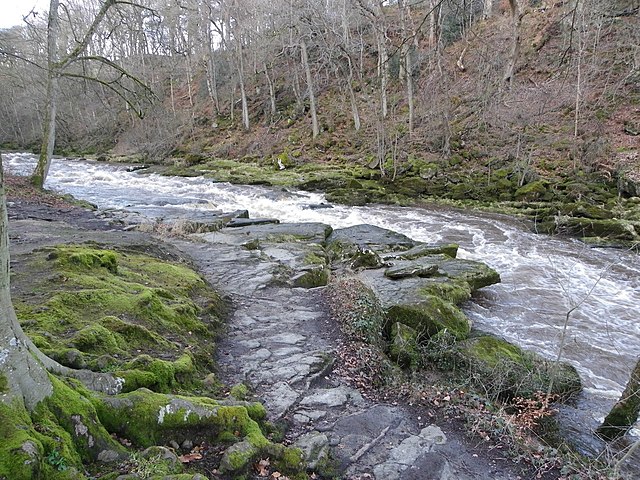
4, 175, 596, 480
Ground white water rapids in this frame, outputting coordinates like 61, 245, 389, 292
5, 152, 640, 433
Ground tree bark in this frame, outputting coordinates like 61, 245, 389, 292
504, 0, 522, 84
264, 65, 277, 117
597, 357, 640, 441
300, 39, 319, 138
483, 0, 494, 19
32, 0, 61, 189
237, 43, 250, 131
398, 0, 414, 134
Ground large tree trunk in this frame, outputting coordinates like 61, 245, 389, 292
1, 157, 53, 409
597, 357, 640, 441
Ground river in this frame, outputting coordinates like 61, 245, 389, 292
4, 152, 639, 437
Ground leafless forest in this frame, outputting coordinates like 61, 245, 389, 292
0, 1, 638, 179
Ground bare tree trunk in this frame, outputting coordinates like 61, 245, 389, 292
344, 55, 361, 131
32, 0, 60, 189
398, 0, 414, 134
237, 44, 250, 131
597, 357, 640, 441
504, 0, 522, 84
300, 39, 319, 138
483, 0, 494, 19
264, 65, 277, 117
377, 33, 389, 119
428, 0, 441, 47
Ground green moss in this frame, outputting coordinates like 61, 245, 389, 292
456, 336, 582, 399
419, 279, 472, 304
389, 322, 420, 369
387, 296, 471, 340
0, 402, 45, 480
94, 389, 270, 452
52, 247, 118, 274
275, 447, 305, 473
0, 373, 7, 394
118, 355, 196, 393
515, 181, 550, 201
303, 252, 327, 265
72, 324, 121, 354
34, 377, 124, 463
230, 383, 249, 400
14, 245, 223, 394
293, 267, 330, 288
464, 336, 523, 366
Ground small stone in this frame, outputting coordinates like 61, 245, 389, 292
169, 440, 180, 450
181, 439, 193, 451
295, 431, 330, 470
97, 449, 120, 463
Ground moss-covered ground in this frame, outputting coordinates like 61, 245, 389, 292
12, 244, 223, 395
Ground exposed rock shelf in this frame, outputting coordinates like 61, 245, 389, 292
166, 219, 559, 479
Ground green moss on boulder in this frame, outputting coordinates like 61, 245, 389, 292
14, 245, 223, 394
389, 322, 420, 369
387, 296, 471, 341
456, 335, 582, 399
72, 324, 120, 355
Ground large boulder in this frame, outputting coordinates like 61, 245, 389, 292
455, 335, 582, 399
387, 296, 471, 341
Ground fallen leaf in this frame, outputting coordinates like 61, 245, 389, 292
255, 458, 270, 476
178, 452, 202, 463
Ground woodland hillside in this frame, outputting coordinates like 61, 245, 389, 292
0, 0, 638, 197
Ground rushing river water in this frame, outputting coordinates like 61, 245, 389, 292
4, 152, 640, 435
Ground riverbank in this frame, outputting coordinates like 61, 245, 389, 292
101, 154, 640, 252
5, 172, 638, 479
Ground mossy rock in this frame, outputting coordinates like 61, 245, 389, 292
49, 247, 118, 274
455, 335, 582, 399
387, 296, 471, 341
515, 180, 551, 201
72, 324, 121, 355
0, 376, 124, 479
325, 188, 369, 206
14, 245, 223, 394
418, 279, 472, 305
393, 243, 459, 260
555, 216, 639, 242
326, 278, 387, 347
433, 256, 501, 291
292, 266, 330, 288
389, 322, 420, 369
